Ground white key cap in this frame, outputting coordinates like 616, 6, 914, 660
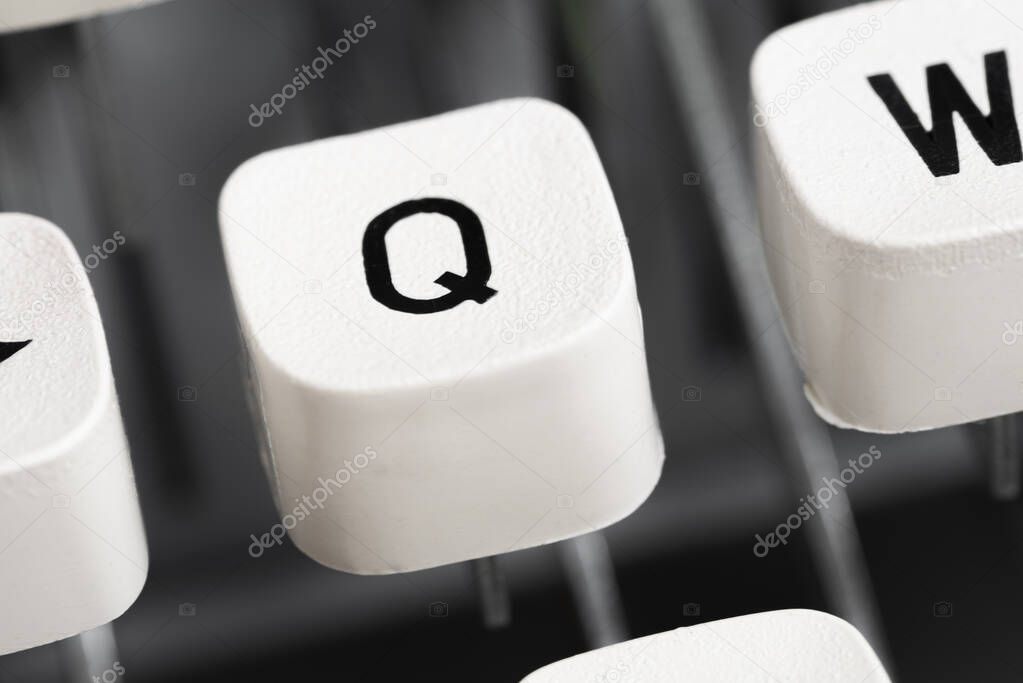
220, 98, 664, 574
521, 610, 891, 682
0, 214, 147, 655
0, 0, 165, 33
753, 0, 1023, 433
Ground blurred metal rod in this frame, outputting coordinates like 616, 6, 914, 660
559, 532, 629, 649
988, 415, 1020, 500
648, 0, 892, 669
56, 624, 121, 683
472, 556, 512, 629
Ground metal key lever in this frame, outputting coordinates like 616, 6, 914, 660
559, 532, 629, 648
471, 532, 629, 646
649, 0, 892, 670
56, 625, 122, 683
986, 415, 1020, 501
472, 556, 512, 629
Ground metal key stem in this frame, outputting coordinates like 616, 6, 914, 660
559, 532, 629, 649
56, 624, 122, 683
472, 556, 512, 629
988, 415, 1021, 501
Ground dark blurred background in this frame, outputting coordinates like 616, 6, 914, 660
0, 0, 1016, 681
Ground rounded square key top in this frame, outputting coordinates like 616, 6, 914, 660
753, 0, 1023, 432
521, 610, 890, 682
0, 0, 166, 33
220, 98, 664, 574
0, 214, 147, 655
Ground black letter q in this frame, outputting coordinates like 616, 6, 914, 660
362, 198, 498, 314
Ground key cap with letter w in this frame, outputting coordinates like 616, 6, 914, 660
753, 0, 1023, 432
220, 99, 664, 574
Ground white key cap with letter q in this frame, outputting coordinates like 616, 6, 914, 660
220, 98, 664, 574
0, 0, 166, 33
753, 0, 1023, 432
521, 610, 890, 682
0, 214, 147, 655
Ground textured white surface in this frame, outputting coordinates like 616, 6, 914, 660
522, 610, 891, 682
220, 98, 663, 574
753, 0, 1023, 432
0, 214, 147, 655
0, 0, 164, 33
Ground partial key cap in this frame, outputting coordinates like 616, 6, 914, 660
220, 98, 664, 574
753, 0, 1023, 433
0, 214, 147, 655
0, 0, 166, 33
521, 610, 890, 682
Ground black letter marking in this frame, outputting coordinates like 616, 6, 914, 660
363, 198, 497, 314
868, 51, 1022, 177
0, 340, 30, 365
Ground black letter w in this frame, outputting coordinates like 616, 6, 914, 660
868, 51, 1022, 177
